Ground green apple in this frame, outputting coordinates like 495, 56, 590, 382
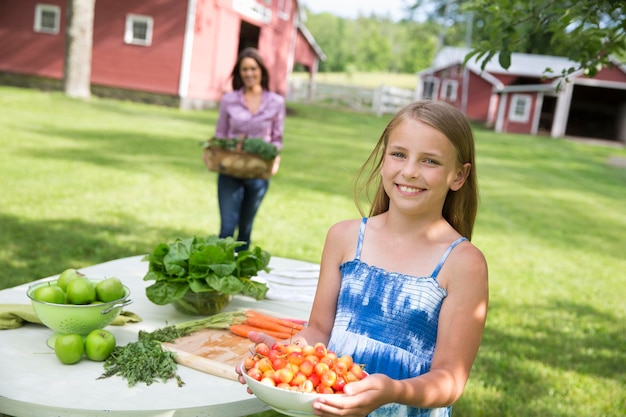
84, 329, 116, 361
54, 334, 84, 364
95, 277, 125, 302
33, 284, 65, 304
66, 277, 96, 305
57, 268, 84, 291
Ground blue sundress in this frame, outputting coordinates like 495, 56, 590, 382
327, 218, 467, 417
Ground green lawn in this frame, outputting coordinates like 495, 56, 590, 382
290, 71, 419, 89
1, 86, 625, 416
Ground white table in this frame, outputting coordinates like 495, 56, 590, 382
0, 255, 317, 417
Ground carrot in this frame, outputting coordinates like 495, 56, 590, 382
244, 315, 301, 335
229, 324, 292, 340
245, 310, 305, 331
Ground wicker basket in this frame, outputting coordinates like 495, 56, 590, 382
203, 145, 276, 180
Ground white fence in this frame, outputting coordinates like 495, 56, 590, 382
287, 80, 418, 116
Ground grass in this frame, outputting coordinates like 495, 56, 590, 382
290, 71, 418, 89
1, 86, 625, 416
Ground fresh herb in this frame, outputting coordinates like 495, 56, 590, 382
205, 137, 238, 150
98, 311, 246, 387
142, 236, 270, 310
242, 138, 279, 160
204, 137, 279, 160
98, 331, 183, 387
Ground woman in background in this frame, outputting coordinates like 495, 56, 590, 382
214, 47, 285, 250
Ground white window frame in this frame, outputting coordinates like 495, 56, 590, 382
277, 0, 291, 20
422, 79, 436, 99
421, 77, 440, 100
124, 14, 153, 46
34, 4, 61, 35
509, 94, 532, 123
441, 80, 458, 101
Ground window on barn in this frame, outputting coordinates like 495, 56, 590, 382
509, 94, 532, 123
422, 78, 440, 100
278, 0, 291, 19
124, 14, 153, 46
441, 80, 458, 101
34, 4, 60, 35
423, 80, 435, 99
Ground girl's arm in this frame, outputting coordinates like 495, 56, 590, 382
286, 220, 360, 347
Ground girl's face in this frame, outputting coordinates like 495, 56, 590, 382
381, 118, 470, 215
239, 57, 262, 89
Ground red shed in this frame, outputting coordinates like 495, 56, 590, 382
0, 0, 325, 108
418, 47, 626, 143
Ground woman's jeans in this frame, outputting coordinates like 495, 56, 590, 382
217, 174, 269, 250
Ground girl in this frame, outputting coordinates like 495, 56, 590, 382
240, 100, 488, 417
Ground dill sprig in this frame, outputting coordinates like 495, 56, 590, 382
97, 310, 246, 387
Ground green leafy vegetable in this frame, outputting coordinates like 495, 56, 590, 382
98, 311, 246, 387
205, 137, 238, 150
203, 137, 279, 160
142, 236, 270, 307
242, 138, 279, 160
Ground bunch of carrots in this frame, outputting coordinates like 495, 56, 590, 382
230, 309, 305, 340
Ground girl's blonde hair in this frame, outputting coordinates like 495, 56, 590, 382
354, 100, 478, 240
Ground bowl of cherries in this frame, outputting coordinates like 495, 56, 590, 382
240, 341, 367, 417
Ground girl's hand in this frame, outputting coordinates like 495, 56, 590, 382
247, 330, 277, 347
234, 330, 278, 391
311, 373, 393, 417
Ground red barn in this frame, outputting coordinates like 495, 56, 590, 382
0, 0, 325, 108
418, 47, 626, 143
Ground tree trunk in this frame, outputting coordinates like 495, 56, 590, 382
64, 0, 95, 99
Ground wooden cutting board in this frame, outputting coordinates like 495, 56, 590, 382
162, 328, 254, 381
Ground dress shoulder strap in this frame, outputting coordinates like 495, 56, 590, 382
354, 218, 368, 260
431, 237, 468, 278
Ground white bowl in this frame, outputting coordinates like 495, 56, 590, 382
240, 364, 339, 417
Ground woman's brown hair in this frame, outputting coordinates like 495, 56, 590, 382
354, 100, 479, 240
231, 47, 270, 91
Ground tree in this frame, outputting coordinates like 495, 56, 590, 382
302, 10, 438, 73
408, 0, 626, 79
64, 0, 96, 99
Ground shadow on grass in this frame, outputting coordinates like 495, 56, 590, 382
485, 299, 624, 377
0, 212, 183, 289
21, 108, 383, 199
457, 298, 626, 416
21, 127, 204, 176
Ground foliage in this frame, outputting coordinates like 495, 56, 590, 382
302, 11, 437, 73
406, 0, 626, 79
303, 1, 624, 80
207, 137, 279, 160
143, 236, 270, 306
0, 87, 625, 416
242, 138, 280, 160
465, 0, 625, 77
